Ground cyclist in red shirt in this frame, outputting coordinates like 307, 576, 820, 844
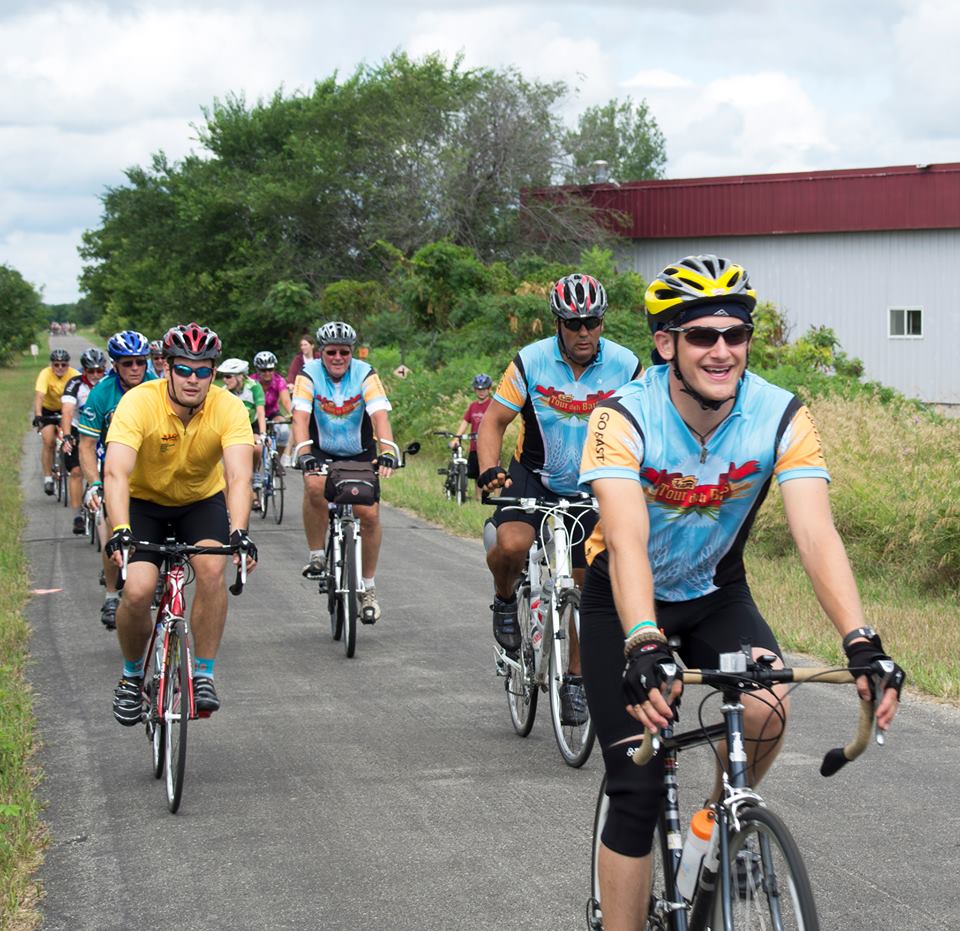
449, 373, 493, 501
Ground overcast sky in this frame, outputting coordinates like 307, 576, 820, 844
3, 0, 958, 304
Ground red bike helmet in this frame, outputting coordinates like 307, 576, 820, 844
162, 322, 222, 361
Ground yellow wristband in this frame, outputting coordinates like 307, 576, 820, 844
112, 523, 131, 533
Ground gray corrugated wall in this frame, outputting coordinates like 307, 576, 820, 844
622, 229, 960, 404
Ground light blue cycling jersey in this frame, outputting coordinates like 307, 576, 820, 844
579, 365, 830, 602
77, 369, 158, 450
292, 358, 391, 457
494, 335, 640, 495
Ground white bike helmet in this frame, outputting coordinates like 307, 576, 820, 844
218, 358, 249, 376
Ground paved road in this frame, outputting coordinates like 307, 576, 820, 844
23, 336, 960, 930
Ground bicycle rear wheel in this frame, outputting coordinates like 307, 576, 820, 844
326, 530, 342, 640
506, 585, 538, 736
716, 806, 819, 931
272, 453, 285, 524
163, 619, 189, 813
588, 782, 673, 931
547, 589, 595, 767
342, 522, 358, 658
144, 629, 165, 779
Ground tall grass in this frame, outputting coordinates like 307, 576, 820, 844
0, 350, 45, 929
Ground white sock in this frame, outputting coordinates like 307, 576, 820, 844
310, 549, 325, 560
362, 577, 375, 590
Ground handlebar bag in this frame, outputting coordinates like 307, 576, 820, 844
325, 461, 380, 506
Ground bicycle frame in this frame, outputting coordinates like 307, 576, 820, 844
145, 559, 194, 723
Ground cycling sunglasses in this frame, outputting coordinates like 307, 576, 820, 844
84, 367, 105, 374
322, 348, 352, 358
171, 363, 215, 379
51, 361, 69, 367
668, 324, 754, 348
116, 358, 148, 369
560, 317, 603, 332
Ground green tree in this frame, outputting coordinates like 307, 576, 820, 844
564, 96, 667, 183
0, 265, 43, 364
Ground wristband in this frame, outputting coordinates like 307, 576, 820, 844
841, 626, 881, 653
624, 627, 668, 658
112, 523, 131, 533
90, 480, 103, 488
625, 621, 657, 640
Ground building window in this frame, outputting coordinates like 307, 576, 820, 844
888, 307, 923, 338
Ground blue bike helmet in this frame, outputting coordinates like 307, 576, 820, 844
472, 373, 493, 390
107, 330, 150, 359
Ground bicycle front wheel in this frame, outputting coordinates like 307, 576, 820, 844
272, 454, 285, 524
144, 635, 164, 780
506, 585, 538, 735
716, 806, 819, 931
547, 589, 595, 767
163, 620, 189, 813
326, 531, 342, 641
456, 462, 468, 505
342, 522, 358, 658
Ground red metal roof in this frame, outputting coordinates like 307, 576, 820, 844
536, 163, 960, 238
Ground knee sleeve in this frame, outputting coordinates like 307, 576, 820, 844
599, 746, 666, 858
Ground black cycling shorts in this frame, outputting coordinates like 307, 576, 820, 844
579, 552, 781, 858
127, 492, 229, 567
63, 428, 80, 471
466, 449, 479, 481
489, 459, 597, 569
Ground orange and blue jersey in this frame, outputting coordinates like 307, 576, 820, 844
579, 365, 829, 602
494, 336, 640, 495
292, 359, 391, 457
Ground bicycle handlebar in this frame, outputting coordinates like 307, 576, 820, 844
291, 438, 420, 472
482, 493, 597, 511
432, 430, 477, 439
629, 665, 877, 776
120, 541, 249, 594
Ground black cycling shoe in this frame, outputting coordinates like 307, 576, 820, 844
72, 515, 86, 535
100, 597, 119, 630
113, 677, 144, 726
193, 676, 220, 714
559, 675, 589, 726
491, 595, 521, 651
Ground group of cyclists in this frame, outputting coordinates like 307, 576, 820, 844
33, 255, 906, 930
34, 318, 400, 721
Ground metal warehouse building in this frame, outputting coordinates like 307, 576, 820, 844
577, 162, 960, 405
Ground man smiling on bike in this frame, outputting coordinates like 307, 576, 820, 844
291, 321, 396, 623
478, 273, 641, 725
577, 255, 905, 931
104, 322, 257, 725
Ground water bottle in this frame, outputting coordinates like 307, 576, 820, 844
677, 808, 716, 901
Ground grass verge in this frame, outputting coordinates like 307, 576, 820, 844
0, 350, 45, 930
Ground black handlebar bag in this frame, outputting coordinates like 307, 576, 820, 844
324, 461, 380, 506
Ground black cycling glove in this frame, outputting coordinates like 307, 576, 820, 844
622, 640, 675, 707
105, 526, 134, 559
32, 415, 42, 428
297, 453, 319, 474
478, 466, 507, 489
230, 529, 258, 563
377, 452, 397, 470
843, 630, 905, 699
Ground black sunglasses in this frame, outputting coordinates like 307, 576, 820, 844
85, 367, 105, 374
669, 324, 754, 348
323, 348, 352, 358
172, 363, 214, 379
560, 317, 603, 332
117, 358, 148, 369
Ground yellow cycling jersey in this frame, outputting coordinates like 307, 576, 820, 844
35, 366, 80, 411
106, 380, 254, 507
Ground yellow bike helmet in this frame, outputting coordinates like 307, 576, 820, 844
645, 255, 756, 332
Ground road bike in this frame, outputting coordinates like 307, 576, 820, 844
256, 421, 287, 524
586, 645, 893, 930
119, 538, 248, 813
37, 414, 67, 505
294, 438, 419, 658
432, 431, 475, 505
484, 494, 597, 767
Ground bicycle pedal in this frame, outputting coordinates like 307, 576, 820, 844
197, 709, 214, 720
317, 578, 328, 593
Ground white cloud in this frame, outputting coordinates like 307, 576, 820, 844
623, 70, 693, 91
0, 228, 86, 303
